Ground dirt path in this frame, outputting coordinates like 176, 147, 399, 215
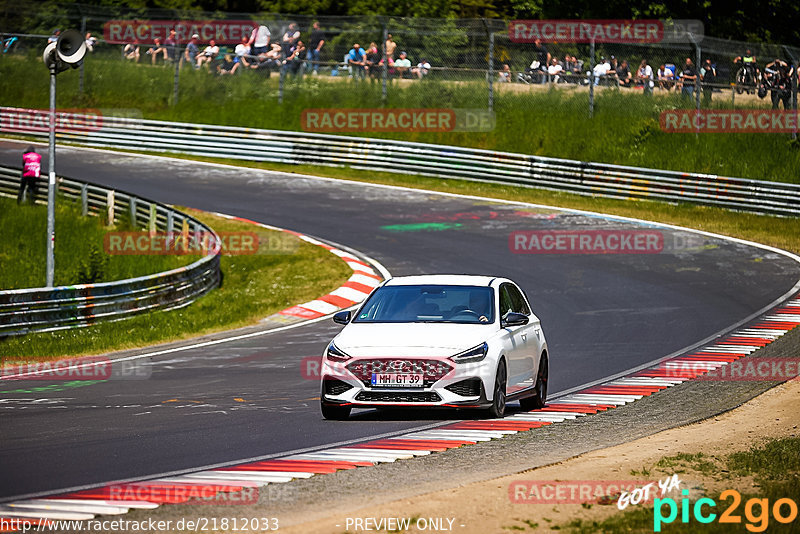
281, 379, 800, 533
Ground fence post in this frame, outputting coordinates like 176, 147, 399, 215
79, 16, 87, 95
487, 23, 494, 113
107, 190, 115, 226
129, 196, 137, 227
382, 20, 388, 106
279, 67, 285, 104
588, 38, 595, 118
172, 46, 181, 105
693, 35, 701, 138
784, 45, 798, 140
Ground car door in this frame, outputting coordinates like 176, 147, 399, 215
499, 283, 535, 393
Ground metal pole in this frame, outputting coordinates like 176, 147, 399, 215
79, 16, 86, 95
381, 22, 388, 106
46, 67, 56, 287
279, 67, 285, 104
589, 38, 595, 118
172, 45, 181, 105
488, 29, 494, 112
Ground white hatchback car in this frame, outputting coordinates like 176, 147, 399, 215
319, 275, 549, 420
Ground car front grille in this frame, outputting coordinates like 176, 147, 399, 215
346, 358, 454, 388
445, 378, 482, 397
355, 391, 442, 403
323, 378, 353, 396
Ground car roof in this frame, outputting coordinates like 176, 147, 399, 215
383, 274, 501, 287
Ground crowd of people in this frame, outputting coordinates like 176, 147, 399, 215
505, 38, 796, 108
116, 23, 431, 80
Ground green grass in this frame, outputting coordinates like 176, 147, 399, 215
0, 207, 352, 359
0, 196, 196, 289
2, 54, 799, 183
559, 438, 800, 533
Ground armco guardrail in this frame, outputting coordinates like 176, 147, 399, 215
0, 165, 221, 337
1, 107, 799, 216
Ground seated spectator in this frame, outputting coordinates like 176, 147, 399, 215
347, 43, 367, 78
365, 42, 381, 77
635, 59, 653, 92
146, 38, 168, 65
284, 40, 306, 77
196, 39, 219, 69
657, 64, 674, 90
394, 51, 411, 78
498, 63, 511, 82
412, 58, 431, 79
123, 41, 140, 62
547, 57, 563, 82
615, 59, 632, 87
48, 29, 60, 44
232, 36, 252, 73
164, 29, 177, 62
252, 43, 283, 74
217, 53, 236, 75
592, 56, 611, 85
184, 34, 200, 68
84, 32, 97, 52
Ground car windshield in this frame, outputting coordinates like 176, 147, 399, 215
353, 285, 494, 324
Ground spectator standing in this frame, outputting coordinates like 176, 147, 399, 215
249, 23, 271, 55
347, 43, 367, 79
281, 23, 300, 57
365, 42, 381, 77
306, 21, 325, 75
146, 37, 168, 65
18, 146, 41, 204
394, 51, 411, 78
385, 34, 397, 61
184, 34, 199, 68
532, 38, 550, 84
700, 59, 717, 104
164, 29, 177, 62
679, 57, 697, 99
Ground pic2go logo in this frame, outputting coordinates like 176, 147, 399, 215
654, 489, 798, 532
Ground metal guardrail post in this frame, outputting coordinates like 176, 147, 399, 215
166, 210, 174, 234
129, 196, 137, 227
80, 183, 88, 216
107, 190, 115, 225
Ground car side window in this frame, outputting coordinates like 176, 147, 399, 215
499, 285, 514, 318
506, 284, 531, 315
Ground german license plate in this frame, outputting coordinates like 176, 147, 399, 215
371, 373, 424, 387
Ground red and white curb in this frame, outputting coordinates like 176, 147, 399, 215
207, 212, 383, 320
2, 295, 797, 527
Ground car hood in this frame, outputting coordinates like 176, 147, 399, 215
333, 322, 495, 357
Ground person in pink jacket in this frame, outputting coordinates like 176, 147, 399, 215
18, 146, 42, 204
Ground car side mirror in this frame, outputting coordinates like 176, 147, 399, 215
333, 310, 351, 325
502, 312, 529, 328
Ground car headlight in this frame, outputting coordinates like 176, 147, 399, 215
326, 342, 351, 362
450, 342, 488, 363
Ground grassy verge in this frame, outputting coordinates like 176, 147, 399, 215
2, 55, 799, 183
136, 153, 800, 255
560, 437, 800, 533
0, 196, 198, 289
0, 207, 352, 360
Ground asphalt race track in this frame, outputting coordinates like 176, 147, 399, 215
1, 141, 799, 501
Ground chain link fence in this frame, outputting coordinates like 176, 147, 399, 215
1, 5, 798, 137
